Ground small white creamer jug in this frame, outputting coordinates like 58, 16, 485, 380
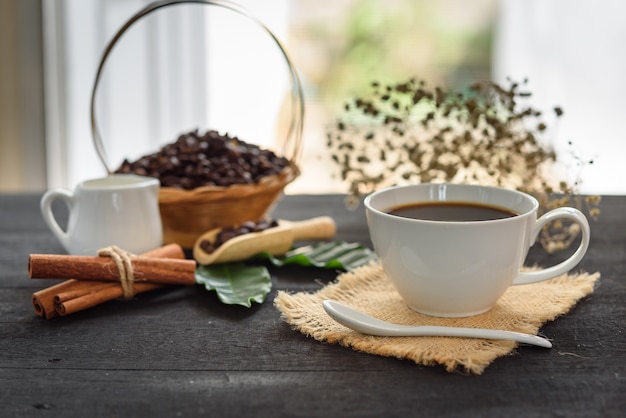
41, 174, 163, 255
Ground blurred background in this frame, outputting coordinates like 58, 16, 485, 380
1, 0, 624, 194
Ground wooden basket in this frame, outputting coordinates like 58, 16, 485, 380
158, 164, 298, 247
89, 0, 304, 248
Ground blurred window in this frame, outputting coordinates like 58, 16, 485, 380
44, 0, 497, 192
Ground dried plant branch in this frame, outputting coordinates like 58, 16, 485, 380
327, 78, 599, 253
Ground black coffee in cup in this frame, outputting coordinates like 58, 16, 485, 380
387, 201, 518, 222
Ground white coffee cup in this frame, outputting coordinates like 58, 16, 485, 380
364, 183, 590, 317
41, 174, 163, 255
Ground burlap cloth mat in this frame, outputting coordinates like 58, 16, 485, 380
274, 262, 600, 374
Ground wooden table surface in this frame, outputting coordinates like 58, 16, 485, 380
1, 193, 624, 417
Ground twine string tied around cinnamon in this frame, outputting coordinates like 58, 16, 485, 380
97, 245, 136, 299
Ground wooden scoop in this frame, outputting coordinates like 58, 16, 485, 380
193, 216, 337, 265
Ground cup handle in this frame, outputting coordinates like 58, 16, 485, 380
40, 188, 74, 250
512, 207, 590, 285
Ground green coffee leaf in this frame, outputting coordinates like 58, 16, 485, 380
260, 241, 378, 271
195, 263, 271, 307
194, 242, 377, 307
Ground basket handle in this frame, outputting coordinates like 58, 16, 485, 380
90, 0, 304, 174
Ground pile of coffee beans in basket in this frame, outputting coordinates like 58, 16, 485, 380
199, 219, 279, 254
115, 129, 291, 189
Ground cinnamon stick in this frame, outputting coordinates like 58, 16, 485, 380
32, 279, 102, 319
31, 243, 185, 319
53, 281, 120, 303
29, 254, 196, 285
54, 282, 163, 316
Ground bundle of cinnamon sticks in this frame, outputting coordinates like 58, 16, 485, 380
30, 244, 195, 319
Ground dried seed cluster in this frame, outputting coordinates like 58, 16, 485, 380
115, 130, 290, 189
327, 78, 599, 253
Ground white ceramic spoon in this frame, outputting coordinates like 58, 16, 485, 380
322, 300, 552, 348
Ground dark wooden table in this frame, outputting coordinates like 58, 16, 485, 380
1, 193, 624, 417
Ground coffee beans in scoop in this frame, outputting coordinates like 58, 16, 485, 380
114, 129, 290, 189
199, 219, 279, 254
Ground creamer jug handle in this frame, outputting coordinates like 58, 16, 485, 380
40, 189, 74, 251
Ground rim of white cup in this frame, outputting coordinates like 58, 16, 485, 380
363, 183, 539, 225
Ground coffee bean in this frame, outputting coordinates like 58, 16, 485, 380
114, 129, 290, 190
199, 219, 279, 254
